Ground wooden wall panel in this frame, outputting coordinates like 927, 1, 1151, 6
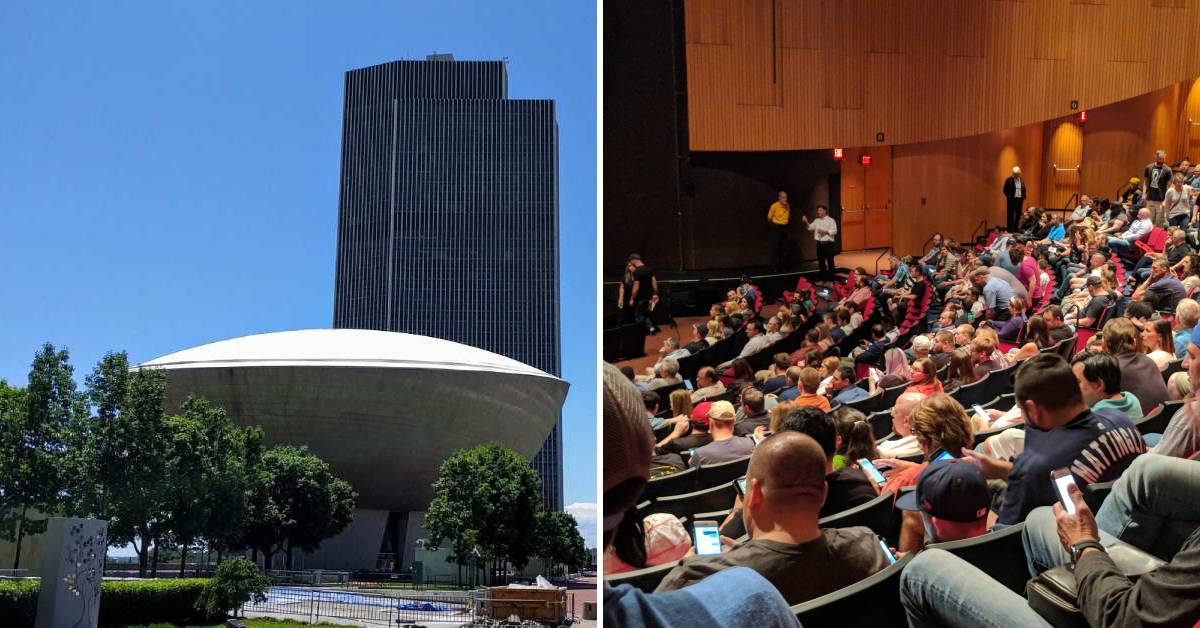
685, 0, 1200, 150
1043, 119, 1085, 208
1081, 82, 1188, 199
890, 124, 1045, 256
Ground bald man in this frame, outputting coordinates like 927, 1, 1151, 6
876, 391, 927, 459
654, 432, 890, 605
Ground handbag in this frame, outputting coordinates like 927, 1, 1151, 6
1025, 541, 1167, 626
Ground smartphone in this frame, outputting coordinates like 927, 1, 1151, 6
930, 448, 956, 462
971, 404, 988, 423
693, 520, 722, 556
877, 536, 897, 565
750, 430, 772, 445
684, 379, 694, 390
732, 477, 747, 497
1051, 468, 1078, 515
858, 458, 887, 486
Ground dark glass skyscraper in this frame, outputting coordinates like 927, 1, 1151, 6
333, 57, 562, 511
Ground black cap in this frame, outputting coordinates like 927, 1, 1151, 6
895, 459, 990, 523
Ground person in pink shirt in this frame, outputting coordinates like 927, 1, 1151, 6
1011, 242, 1041, 304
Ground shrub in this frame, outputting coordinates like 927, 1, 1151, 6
99, 578, 216, 626
0, 579, 39, 625
195, 558, 270, 618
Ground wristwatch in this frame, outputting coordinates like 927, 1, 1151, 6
1071, 539, 1106, 564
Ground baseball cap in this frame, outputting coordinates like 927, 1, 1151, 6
707, 400, 737, 421
627, 253, 642, 262
642, 513, 692, 565
691, 401, 714, 425
896, 459, 990, 523
603, 363, 654, 531
1085, 275, 1103, 287
1130, 176, 1140, 184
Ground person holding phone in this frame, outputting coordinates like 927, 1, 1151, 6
962, 354, 1146, 527
654, 431, 891, 605
901, 453, 1200, 627
602, 365, 802, 628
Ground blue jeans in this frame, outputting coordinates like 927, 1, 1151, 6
1107, 237, 1135, 254
901, 550, 1051, 628
1023, 453, 1200, 571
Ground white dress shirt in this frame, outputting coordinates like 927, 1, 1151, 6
1120, 218, 1153, 241
808, 216, 838, 242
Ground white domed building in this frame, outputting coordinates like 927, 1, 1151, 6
139, 329, 568, 571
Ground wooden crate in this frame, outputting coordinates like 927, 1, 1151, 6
482, 586, 568, 623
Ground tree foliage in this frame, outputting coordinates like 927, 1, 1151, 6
0, 344, 85, 569
241, 446, 356, 568
424, 443, 543, 583
194, 557, 270, 618
535, 511, 590, 573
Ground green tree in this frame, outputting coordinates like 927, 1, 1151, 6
194, 556, 270, 618
241, 446, 356, 569
99, 367, 174, 577
535, 511, 590, 575
424, 443, 543, 584
71, 352, 131, 519
0, 344, 85, 570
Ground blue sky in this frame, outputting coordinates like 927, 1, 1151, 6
0, 1, 597, 545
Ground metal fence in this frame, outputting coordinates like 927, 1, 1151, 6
245, 587, 476, 624
265, 569, 351, 586
245, 587, 577, 626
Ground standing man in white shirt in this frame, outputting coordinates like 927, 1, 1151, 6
1002, 166, 1026, 232
801, 204, 838, 276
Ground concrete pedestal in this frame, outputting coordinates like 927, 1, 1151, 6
35, 518, 107, 628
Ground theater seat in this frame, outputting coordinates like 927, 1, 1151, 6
1084, 481, 1114, 513
925, 522, 1028, 594
1136, 400, 1183, 436
695, 455, 751, 490
652, 481, 738, 521
641, 467, 698, 502
604, 560, 679, 594
818, 490, 899, 545
791, 553, 913, 626
951, 377, 990, 407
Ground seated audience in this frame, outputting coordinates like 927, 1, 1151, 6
655, 431, 890, 604
688, 401, 755, 468
1102, 317, 1169, 410
971, 335, 1007, 378
894, 459, 990, 548
602, 364, 800, 628
901, 453, 1200, 627
906, 357, 943, 396
942, 347, 979, 393
828, 365, 870, 405
1173, 298, 1199, 358
963, 353, 1146, 526
791, 367, 832, 411
877, 347, 912, 389
830, 406, 880, 470
876, 391, 928, 459
1141, 318, 1175, 370
690, 366, 726, 403
1071, 350, 1144, 420
733, 388, 770, 437
761, 353, 790, 394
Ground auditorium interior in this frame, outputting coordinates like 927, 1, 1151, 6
602, 1, 1200, 625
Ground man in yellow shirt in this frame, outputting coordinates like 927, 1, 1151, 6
767, 190, 790, 269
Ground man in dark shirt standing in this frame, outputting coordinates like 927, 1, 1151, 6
1002, 166, 1027, 232
1143, 149, 1173, 227
627, 254, 659, 334
962, 353, 1145, 527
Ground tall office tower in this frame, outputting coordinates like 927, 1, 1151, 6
333, 56, 563, 511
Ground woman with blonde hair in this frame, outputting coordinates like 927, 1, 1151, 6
705, 319, 722, 345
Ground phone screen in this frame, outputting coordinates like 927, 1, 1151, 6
877, 537, 896, 564
858, 458, 887, 485
684, 380, 694, 390
734, 478, 747, 497
971, 404, 988, 421
932, 449, 955, 462
694, 524, 722, 556
1054, 472, 1078, 515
